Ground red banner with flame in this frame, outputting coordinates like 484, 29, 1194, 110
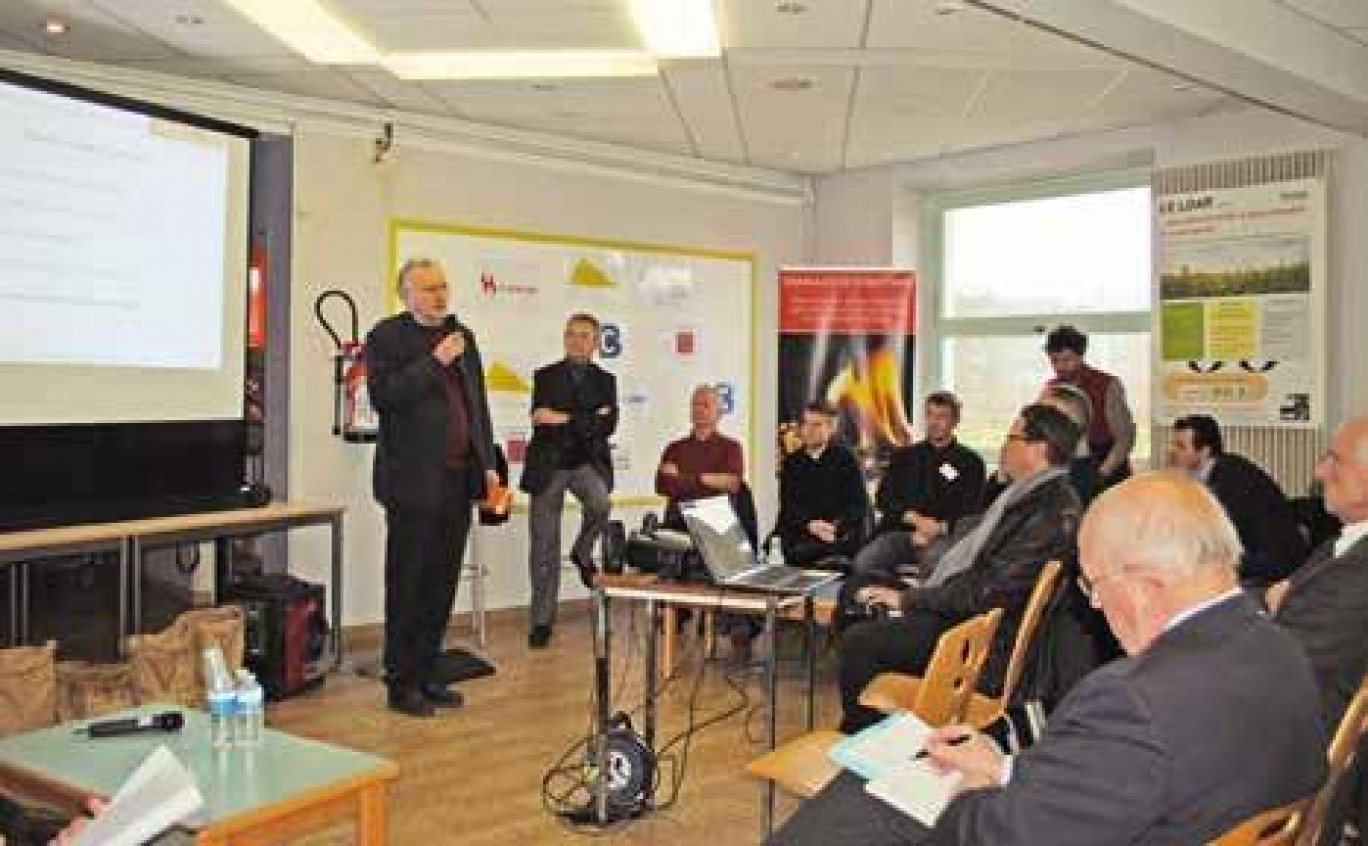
777, 268, 917, 472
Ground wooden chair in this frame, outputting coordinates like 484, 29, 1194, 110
745, 607, 1003, 799
1296, 677, 1368, 846
860, 560, 1063, 734
1209, 797, 1309, 846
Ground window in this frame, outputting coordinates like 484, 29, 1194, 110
925, 172, 1152, 465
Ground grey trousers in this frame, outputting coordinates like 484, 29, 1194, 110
853, 531, 918, 578
527, 463, 611, 628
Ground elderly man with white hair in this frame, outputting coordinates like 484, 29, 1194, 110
767, 472, 1326, 846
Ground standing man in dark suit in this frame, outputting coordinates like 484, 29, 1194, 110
1170, 414, 1307, 584
367, 258, 499, 718
769, 473, 1327, 846
1267, 413, 1368, 842
519, 313, 617, 649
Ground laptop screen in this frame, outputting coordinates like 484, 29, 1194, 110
680, 495, 757, 581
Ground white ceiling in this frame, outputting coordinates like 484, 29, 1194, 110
0, 0, 1266, 173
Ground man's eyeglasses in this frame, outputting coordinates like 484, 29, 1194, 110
1077, 568, 1125, 600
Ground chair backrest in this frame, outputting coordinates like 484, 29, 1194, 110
913, 608, 1003, 727
1209, 797, 1308, 846
997, 559, 1063, 707
1297, 677, 1368, 846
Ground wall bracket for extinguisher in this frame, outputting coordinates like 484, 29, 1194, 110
314, 290, 378, 443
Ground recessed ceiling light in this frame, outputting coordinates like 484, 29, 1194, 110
775, 1, 808, 14
934, 1, 968, 15
43, 18, 70, 36
629, 0, 721, 58
770, 77, 814, 92
1171, 82, 1195, 92
174, 13, 204, 26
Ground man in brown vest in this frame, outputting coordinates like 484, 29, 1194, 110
1045, 324, 1135, 490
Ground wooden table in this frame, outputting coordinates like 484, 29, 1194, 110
0, 704, 398, 844
0, 502, 345, 663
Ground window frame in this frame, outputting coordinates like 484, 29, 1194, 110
918, 167, 1154, 466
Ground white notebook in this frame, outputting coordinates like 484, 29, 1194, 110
865, 758, 961, 826
828, 712, 962, 826
70, 745, 204, 846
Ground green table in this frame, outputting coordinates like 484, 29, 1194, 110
0, 704, 398, 844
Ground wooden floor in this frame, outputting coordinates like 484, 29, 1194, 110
271, 601, 843, 845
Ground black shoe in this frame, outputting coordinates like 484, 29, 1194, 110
571, 552, 597, 589
420, 682, 464, 708
387, 687, 435, 718
529, 625, 552, 649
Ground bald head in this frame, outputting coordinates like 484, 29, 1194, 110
1317, 414, 1368, 524
689, 385, 722, 436
1079, 472, 1241, 655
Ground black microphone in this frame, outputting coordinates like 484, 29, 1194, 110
77, 711, 185, 738
442, 315, 465, 373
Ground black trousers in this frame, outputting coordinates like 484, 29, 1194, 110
838, 612, 945, 733
383, 467, 473, 692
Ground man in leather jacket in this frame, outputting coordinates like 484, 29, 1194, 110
837, 403, 1082, 733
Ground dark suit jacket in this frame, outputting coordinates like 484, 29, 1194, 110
904, 473, 1080, 695
1207, 452, 1307, 584
518, 359, 617, 495
366, 313, 496, 511
928, 595, 1327, 846
1275, 533, 1368, 728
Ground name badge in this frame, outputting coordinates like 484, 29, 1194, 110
939, 463, 959, 482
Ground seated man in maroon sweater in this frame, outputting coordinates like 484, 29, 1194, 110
656, 384, 745, 527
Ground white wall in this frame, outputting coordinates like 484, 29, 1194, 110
811, 107, 1368, 437
286, 129, 810, 627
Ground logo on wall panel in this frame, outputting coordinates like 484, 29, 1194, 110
600, 323, 624, 359
715, 382, 735, 415
479, 271, 537, 298
676, 330, 696, 357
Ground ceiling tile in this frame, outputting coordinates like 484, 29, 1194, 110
731, 64, 854, 172
121, 56, 311, 79
662, 63, 745, 163
723, 0, 870, 50
88, 0, 295, 59
0, 0, 180, 61
971, 67, 1119, 123
844, 67, 984, 168
1281, 0, 1368, 29
341, 68, 454, 115
1087, 68, 1229, 125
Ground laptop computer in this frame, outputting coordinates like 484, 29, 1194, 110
680, 495, 838, 595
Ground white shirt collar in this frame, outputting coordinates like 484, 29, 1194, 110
1164, 587, 1244, 633
805, 444, 827, 461
1195, 456, 1216, 485
1335, 520, 1368, 558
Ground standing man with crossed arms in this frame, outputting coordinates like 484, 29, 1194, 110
520, 313, 618, 649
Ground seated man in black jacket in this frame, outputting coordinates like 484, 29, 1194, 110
838, 404, 1081, 733
852, 391, 985, 577
1169, 414, 1307, 585
773, 401, 869, 568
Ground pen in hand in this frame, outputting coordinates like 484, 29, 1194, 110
913, 733, 972, 760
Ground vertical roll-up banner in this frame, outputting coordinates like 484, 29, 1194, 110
777, 268, 917, 475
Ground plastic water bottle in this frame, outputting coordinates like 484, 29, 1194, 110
767, 535, 785, 568
234, 669, 265, 747
203, 648, 235, 751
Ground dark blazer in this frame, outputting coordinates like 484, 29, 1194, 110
928, 595, 1327, 846
366, 313, 496, 511
1207, 452, 1307, 584
904, 473, 1080, 695
518, 359, 618, 496
1275, 533, 1368, 728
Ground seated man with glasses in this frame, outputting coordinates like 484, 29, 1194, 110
836, 404, 1083, 733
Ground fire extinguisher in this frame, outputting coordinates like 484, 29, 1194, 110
314, 290, 377, 443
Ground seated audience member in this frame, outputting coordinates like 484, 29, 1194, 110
773, 401, 870, 568
1037, 382, 1101, 506
853, 391, 986, 577
1044, 324, 1135, 489
655, 385, 744, 528
1170, 414, 1307, 584
769, 473, 1328, 846
1266, 413, 1368, 843
837, 404, 1081, 733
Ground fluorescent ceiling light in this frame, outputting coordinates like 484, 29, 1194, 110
222, 0, 379, 64
629, 0, 721, 58
383, 51, 659, 80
